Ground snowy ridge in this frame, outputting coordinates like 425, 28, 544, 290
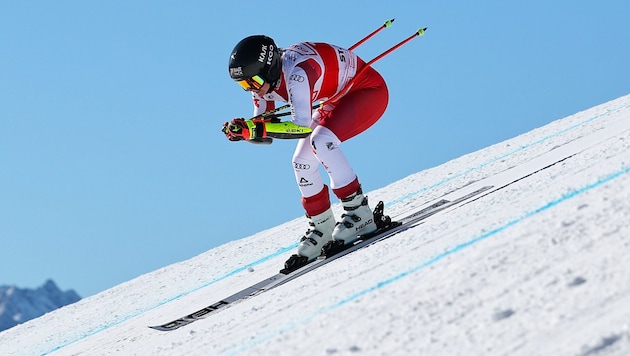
1, 94, 630, 355
0, 280, 80, 332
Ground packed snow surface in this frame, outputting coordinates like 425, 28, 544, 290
2, 94, 630, 355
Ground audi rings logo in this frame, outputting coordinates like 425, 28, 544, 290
293, 162, 310, 170
289, 74, 305, 82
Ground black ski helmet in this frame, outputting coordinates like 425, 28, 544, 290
228, 35, 282, 89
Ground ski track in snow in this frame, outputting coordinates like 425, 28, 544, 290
383, 102, 626, 208
32, 100, 630, 354
225, 164, 630, 354
2, 95, 630, 355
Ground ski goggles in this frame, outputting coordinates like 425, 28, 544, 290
236, 75, 265, 91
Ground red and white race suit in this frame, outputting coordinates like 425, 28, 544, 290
250, 42, 389, 216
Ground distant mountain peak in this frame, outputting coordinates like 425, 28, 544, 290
0, 280, 81, 332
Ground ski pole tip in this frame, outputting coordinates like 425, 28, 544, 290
416, 27, 428, 36
384, 18, 395, 28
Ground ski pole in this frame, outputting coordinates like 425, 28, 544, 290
320, 27, 427, 107
349, 18, 395, 51
251, 19, 397, 120
269, 27, 428, 118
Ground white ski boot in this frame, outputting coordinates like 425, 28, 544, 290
331, 188, 377, 245
283, 208, 335, 273
296, 208, 336, 261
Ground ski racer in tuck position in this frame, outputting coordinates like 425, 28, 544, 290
222, 35, 389, 268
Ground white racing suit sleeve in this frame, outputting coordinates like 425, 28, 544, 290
285, 66, 316, 128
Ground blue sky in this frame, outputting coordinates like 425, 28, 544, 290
2, 1, 629, 297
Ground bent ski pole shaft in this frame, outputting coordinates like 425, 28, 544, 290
269, 28, 428, 119
365, 27, 426, 67
321, 27, 428, 106
349, 18, 395, 51
251, 19, 396, 120
253, 27, 427, 119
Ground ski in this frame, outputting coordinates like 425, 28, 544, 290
149, 185, 492, 331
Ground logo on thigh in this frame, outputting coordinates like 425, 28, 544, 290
293, 162, 311, 170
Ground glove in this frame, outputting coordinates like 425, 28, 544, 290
221, 117, 312, 142
221, 118, 275, 144
221, 118, 255, 141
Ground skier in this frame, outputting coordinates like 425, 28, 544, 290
222, 35, 389, 267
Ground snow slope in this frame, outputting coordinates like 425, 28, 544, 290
1, 94, 630, 355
